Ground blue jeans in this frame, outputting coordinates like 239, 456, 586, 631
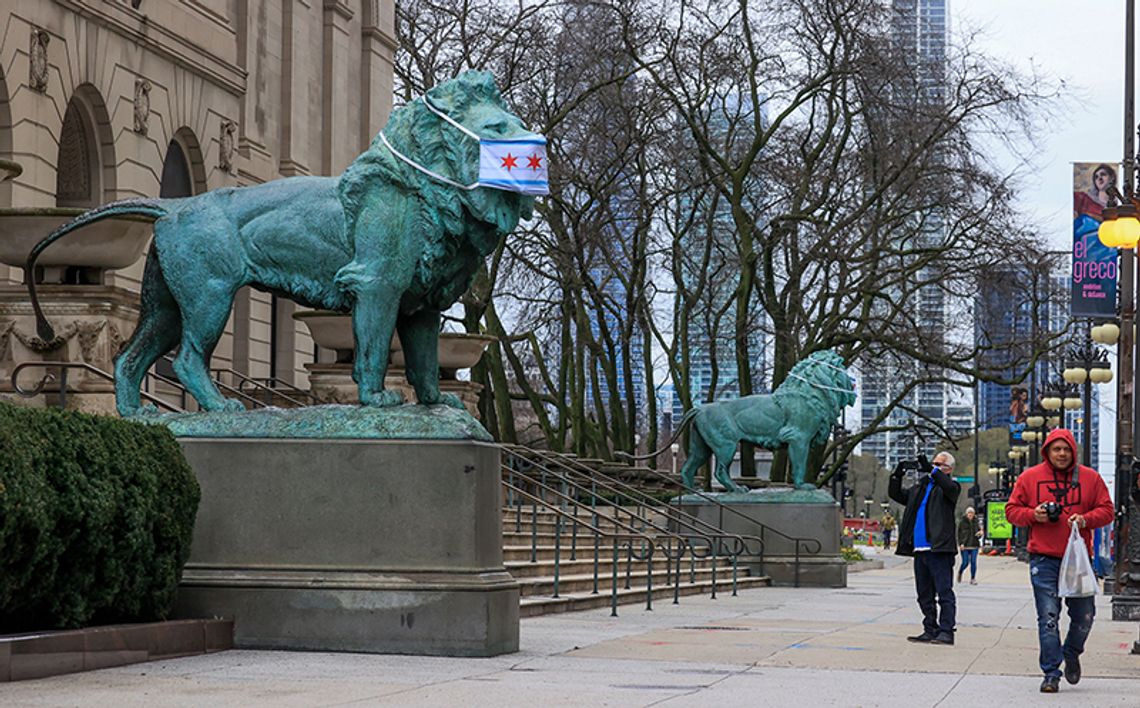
914, 551, 956, 635
1029, 554, 1096, 679
958, 549, 978, 579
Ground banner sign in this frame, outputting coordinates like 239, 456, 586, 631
1008, 385, 1027, 446
1072, 162, 1119, 318
986, 500, 1013, 540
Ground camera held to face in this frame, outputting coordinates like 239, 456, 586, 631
1042, 501, 1063, 523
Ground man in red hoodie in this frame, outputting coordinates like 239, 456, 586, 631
1006, 428, 1114, 694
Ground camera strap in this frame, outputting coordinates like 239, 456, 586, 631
1049, 464, 1080, 503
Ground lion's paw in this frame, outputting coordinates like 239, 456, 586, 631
438, 393, 465, 410
363, 389, 405, 407
221, 399, 247, 413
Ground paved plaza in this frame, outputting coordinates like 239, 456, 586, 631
5, 554, 1138, 707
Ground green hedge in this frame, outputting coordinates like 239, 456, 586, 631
0, 401, 199, 631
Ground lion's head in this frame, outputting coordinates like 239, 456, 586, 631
774, 350, 856, 442
339, 71, 536, 249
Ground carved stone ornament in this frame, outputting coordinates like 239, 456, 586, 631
219, 120, 237, 173
133, 79, 151, 135
30, 29, 50, 93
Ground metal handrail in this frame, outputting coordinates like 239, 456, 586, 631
509, 445, 764, 559
224, 369, 313, 407
518, 446, 823, 588
502, 477, 690, 613
11, 361, 184, 412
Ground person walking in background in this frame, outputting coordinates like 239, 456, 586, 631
889, 451, 961, 646
957, 507, 982, 585
1006, 428, 1114, 694
881, 511, 896, 549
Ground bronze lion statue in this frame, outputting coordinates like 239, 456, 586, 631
676, 350, 855, 491
26, 71, 535, 416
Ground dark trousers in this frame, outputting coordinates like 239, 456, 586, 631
914, 551, 956, 635
883, 530, 892, 549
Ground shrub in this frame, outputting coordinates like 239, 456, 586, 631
0, 401, 199, 631
840, 546, 866, 563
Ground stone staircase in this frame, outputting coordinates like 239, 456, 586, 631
502, 505, 771, 617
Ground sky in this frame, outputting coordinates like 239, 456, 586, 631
953, 1, 1125, 485
954, 1, 1124, 251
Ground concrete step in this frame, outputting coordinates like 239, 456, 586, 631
518, 575, 771, 617
505, 554, 733, 580
512, 563, 750, 597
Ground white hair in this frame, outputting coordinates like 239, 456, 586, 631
966, 506, 975, 515
934, 452, 956, 467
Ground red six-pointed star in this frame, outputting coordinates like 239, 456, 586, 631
527, 154, 543, 170
500, 153, 518, 170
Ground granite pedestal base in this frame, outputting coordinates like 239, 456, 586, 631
679, 491, 846, 587
174, 438, 518, 656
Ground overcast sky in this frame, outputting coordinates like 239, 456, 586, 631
955, 1, 1124, 252
954, 1, 1124, 482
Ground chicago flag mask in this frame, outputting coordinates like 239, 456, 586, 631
379, 94, 549, 196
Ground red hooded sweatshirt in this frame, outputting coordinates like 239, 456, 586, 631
1005, 428, 1114, 558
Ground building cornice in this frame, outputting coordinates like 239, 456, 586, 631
53, 0, 246, 97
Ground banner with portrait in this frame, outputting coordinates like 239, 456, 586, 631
1072, 162, 1119, 318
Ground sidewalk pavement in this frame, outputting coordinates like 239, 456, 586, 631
5, 556, 1138, 707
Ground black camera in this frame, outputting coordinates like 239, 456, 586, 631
1043, 501, 1063, 523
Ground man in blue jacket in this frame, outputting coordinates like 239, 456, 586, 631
889, 451, 962, 645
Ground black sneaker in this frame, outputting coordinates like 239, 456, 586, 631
906, 632, 936, 643
931, 632, 954, 645
1040, 676, 1060, 693
1063, 654, 1081, 685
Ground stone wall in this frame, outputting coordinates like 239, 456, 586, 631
0, 0, 396, 401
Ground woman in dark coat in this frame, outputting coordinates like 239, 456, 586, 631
957, 507, 982, 584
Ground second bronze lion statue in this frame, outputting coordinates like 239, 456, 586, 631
676, 350, 856, 491
26, 71, 534, 416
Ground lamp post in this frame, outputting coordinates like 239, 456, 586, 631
1095, 0, 1140, 633
671, 442, 680, 477
1063, 342, 1113, 467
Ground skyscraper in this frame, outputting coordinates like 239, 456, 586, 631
859, 0, 957, 468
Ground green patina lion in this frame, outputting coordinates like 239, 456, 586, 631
676, 350, 856, 491
26, 71, 533, 416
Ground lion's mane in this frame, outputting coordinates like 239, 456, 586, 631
337, 72, 535, 308
772, 350, 855, 445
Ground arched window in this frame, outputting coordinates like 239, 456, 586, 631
159, 139, 192, 198
55, 99, 100, 207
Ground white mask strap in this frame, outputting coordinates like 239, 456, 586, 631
422, 95, 481, 141
378, 132, 478, 191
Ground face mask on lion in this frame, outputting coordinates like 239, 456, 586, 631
26, 71, 542, 417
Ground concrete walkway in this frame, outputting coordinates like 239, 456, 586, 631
6, 555, 1139, 707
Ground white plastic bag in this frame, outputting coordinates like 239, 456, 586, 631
1058, 522, 1098, 598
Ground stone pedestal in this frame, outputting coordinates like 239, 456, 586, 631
0, 284, 139, 414
679, 489, 846, 587
174, 437, 518, 656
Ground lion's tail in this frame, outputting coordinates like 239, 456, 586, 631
27, 199, 167, 340
616, 406, 700, 462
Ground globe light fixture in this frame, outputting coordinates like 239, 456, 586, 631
1063, 395, 1083, 410
1063, 365, 1089, 385
1041, 394, 1063, 411
1027, 413, 1045, 428
1116, 201, 1140, 248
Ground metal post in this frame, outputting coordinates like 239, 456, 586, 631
1116, 0, 1140, 623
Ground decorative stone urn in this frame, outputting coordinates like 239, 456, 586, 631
293, 311, 495, 416
0, 207, 154, 413
0, 158, 22, 183
0, 207, 153, 283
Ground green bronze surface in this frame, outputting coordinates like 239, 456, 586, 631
677, 487, 838, 505
678, 349, 855, 492
142, 404, 493, 441
26, 71, 533, 420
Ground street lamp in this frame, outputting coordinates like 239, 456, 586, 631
1064, 342, 1112, 467
1095, 0, 1140, 632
